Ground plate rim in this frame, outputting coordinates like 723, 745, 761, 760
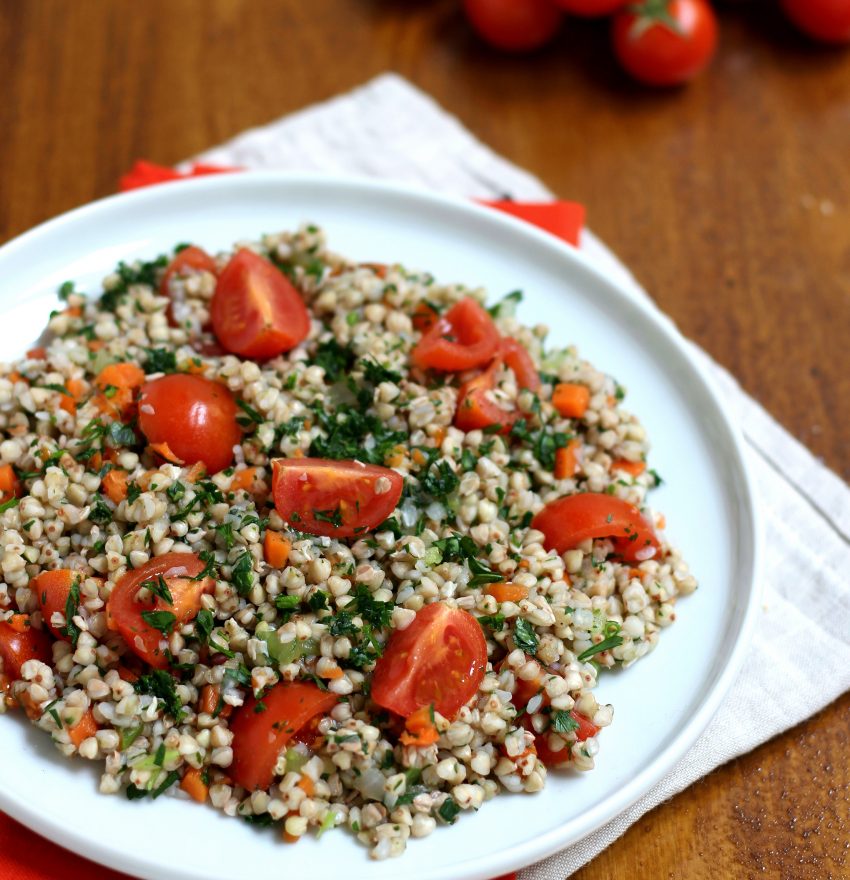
0, 171, 763, 880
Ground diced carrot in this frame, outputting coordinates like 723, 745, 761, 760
230, 467, 257, 493
263, 531, 291, 569
8, 614, 30, 634
292, 448, 304, 458
27, 347, 47, 360
17, 689, 43, 720
486, 582, 529, 603
7, 371, 25, 384
101, 469, 128, 503
87, 339, 105, 352
68, 708, 98, 747
94, 362, 146, 418
135, 470, 156, 490
180, 767, 209, 803
283, 822, 300, 844
611, 459, 646, 477
657, 514, 666, 530
297, 775, 316, 797
554, 438, 581, 479
552, 383, 590, 419
200, 684, 219, 715
433, 426, 447, 447
185, 462, 207, 483
399, 704, 439, 747
318, 666, 344, 680
58, 377, 87, 415
411, 448, 427, 466
149, 441, 184, 464
64, 306, 82, 318
386, 445, 406, 468
0, 464, 21, 503
628, 568, 643, 580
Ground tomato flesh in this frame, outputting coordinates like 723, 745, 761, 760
160, 245, 218, 327
531, 493, 660, 563
612, 0, 718, 87
499, 338, 541, 392
229, 681, 338, 791
455, 359, 516, 434
210, 249, 310, 360
0, 618, 52, 680
411, 297, 501, 373
527, 711, 600, 766
138, 374, 241, 474
271, 458, 404, 539
371, 602, 487, 719
33, 569, 78, 640
106, 552, 213, 668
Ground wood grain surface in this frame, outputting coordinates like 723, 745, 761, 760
1, 1, 848, 877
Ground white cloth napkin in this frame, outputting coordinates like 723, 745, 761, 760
193, 74, 850, 878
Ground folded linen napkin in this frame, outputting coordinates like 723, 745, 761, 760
4, 74, 849, 880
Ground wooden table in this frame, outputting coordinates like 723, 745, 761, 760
2, 2, 848, 877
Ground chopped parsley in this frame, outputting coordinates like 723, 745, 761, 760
231, 552, 254, 597
487, 289, 523, 318
236, 399, 264, 427
144, 348, 177, 374
133, 669, 185, 722
510, 419, 569, 472
437, 796, 461, 824
513, 618, 539, 655
142, 575, 173, 604
477, 613, 505, 631
310, 338, 356, 383
63, 578, 82, 646
360, 357, 402, 386
551, 709, 580, 735
89, 495, 113, 525
194, 608, 214, 643
140, 610, 176, 636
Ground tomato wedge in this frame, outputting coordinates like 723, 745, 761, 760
411, 297, 500, 372
0, 617, 52, 680
371, 602, 487, 719
531, 493, 660, 563
271, 458, 404, 539
210, 249, 310, 360
454, 337, 541, 433
229, 681, 338, 791
138, 374, 241, 474
106, 552, 213, 668
33, 569, 78, 640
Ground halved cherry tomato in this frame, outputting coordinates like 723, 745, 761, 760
371, 602, 487, 719
528, 711, 600, 766
229, 681, 338, 791
411, 297, 500, 373
499, 338, 541, 392
160, 245, 218, 326
463, 0, 563, 53
210, 249, 310, 360
33, 569, 78, 640
552, 0, 625, 14
480, 201, 585, 248
0, 617, 52, 680
271, 458, 403, 539
612, 0, 718, 87
531, 493, 660, 563
106, 552, 213, 668
138, 374, 241, 474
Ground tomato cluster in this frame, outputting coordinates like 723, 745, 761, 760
463, 0, 850, 87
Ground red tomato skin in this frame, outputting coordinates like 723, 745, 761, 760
463, 0, 563, 52
0, 619, 52, 680
411, 297, 501, 373
229, 681, 338, 791
160, 246, 217, 297
612, 0, 718, 86
552, 0, 626, 15
33, 569, 77, 640
138, 374, 241, 474
106, 552, 212, 669
272, 458, 403, 539
781, 0, 850, 43
210, 249, 310, 360
371, 602, 488, 719
499, 338, 541, 392
531, 493, 660, 563
532, 712, 600, 766
455, 359, 517, 434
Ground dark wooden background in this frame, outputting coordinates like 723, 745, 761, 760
1, 1, 848, 877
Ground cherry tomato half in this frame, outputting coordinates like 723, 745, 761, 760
371, 602, 488, 719
612, 0, 718, 87
272, 458, 404, 539
411, 297, 501, 373
106, 552, 213, 668
455, 358, 516, 434
138, 374, 241, 474
531, 493, 660, 563
0, 617, 52, 680
499, 338, 541, 392
33, 569, 78, 640
210, 249, 310, 360
229, 681, 338, 791
463, 0, 563, 52
781, 0, 850, 43
552, 0, 626, 15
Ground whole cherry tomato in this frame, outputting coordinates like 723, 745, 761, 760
781, 0, 850, 43
463, 0, 563, 53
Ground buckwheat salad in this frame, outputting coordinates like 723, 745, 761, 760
0, 224, 697, 859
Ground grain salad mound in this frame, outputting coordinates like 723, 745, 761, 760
0, 225, 697, 859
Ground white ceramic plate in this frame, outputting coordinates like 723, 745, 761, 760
0, 173, 760, 880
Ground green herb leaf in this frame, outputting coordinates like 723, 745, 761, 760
551, 709, 580, 735
144, 348, 177, 374
141, 609, 176, 636
513, 618, 539, 655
